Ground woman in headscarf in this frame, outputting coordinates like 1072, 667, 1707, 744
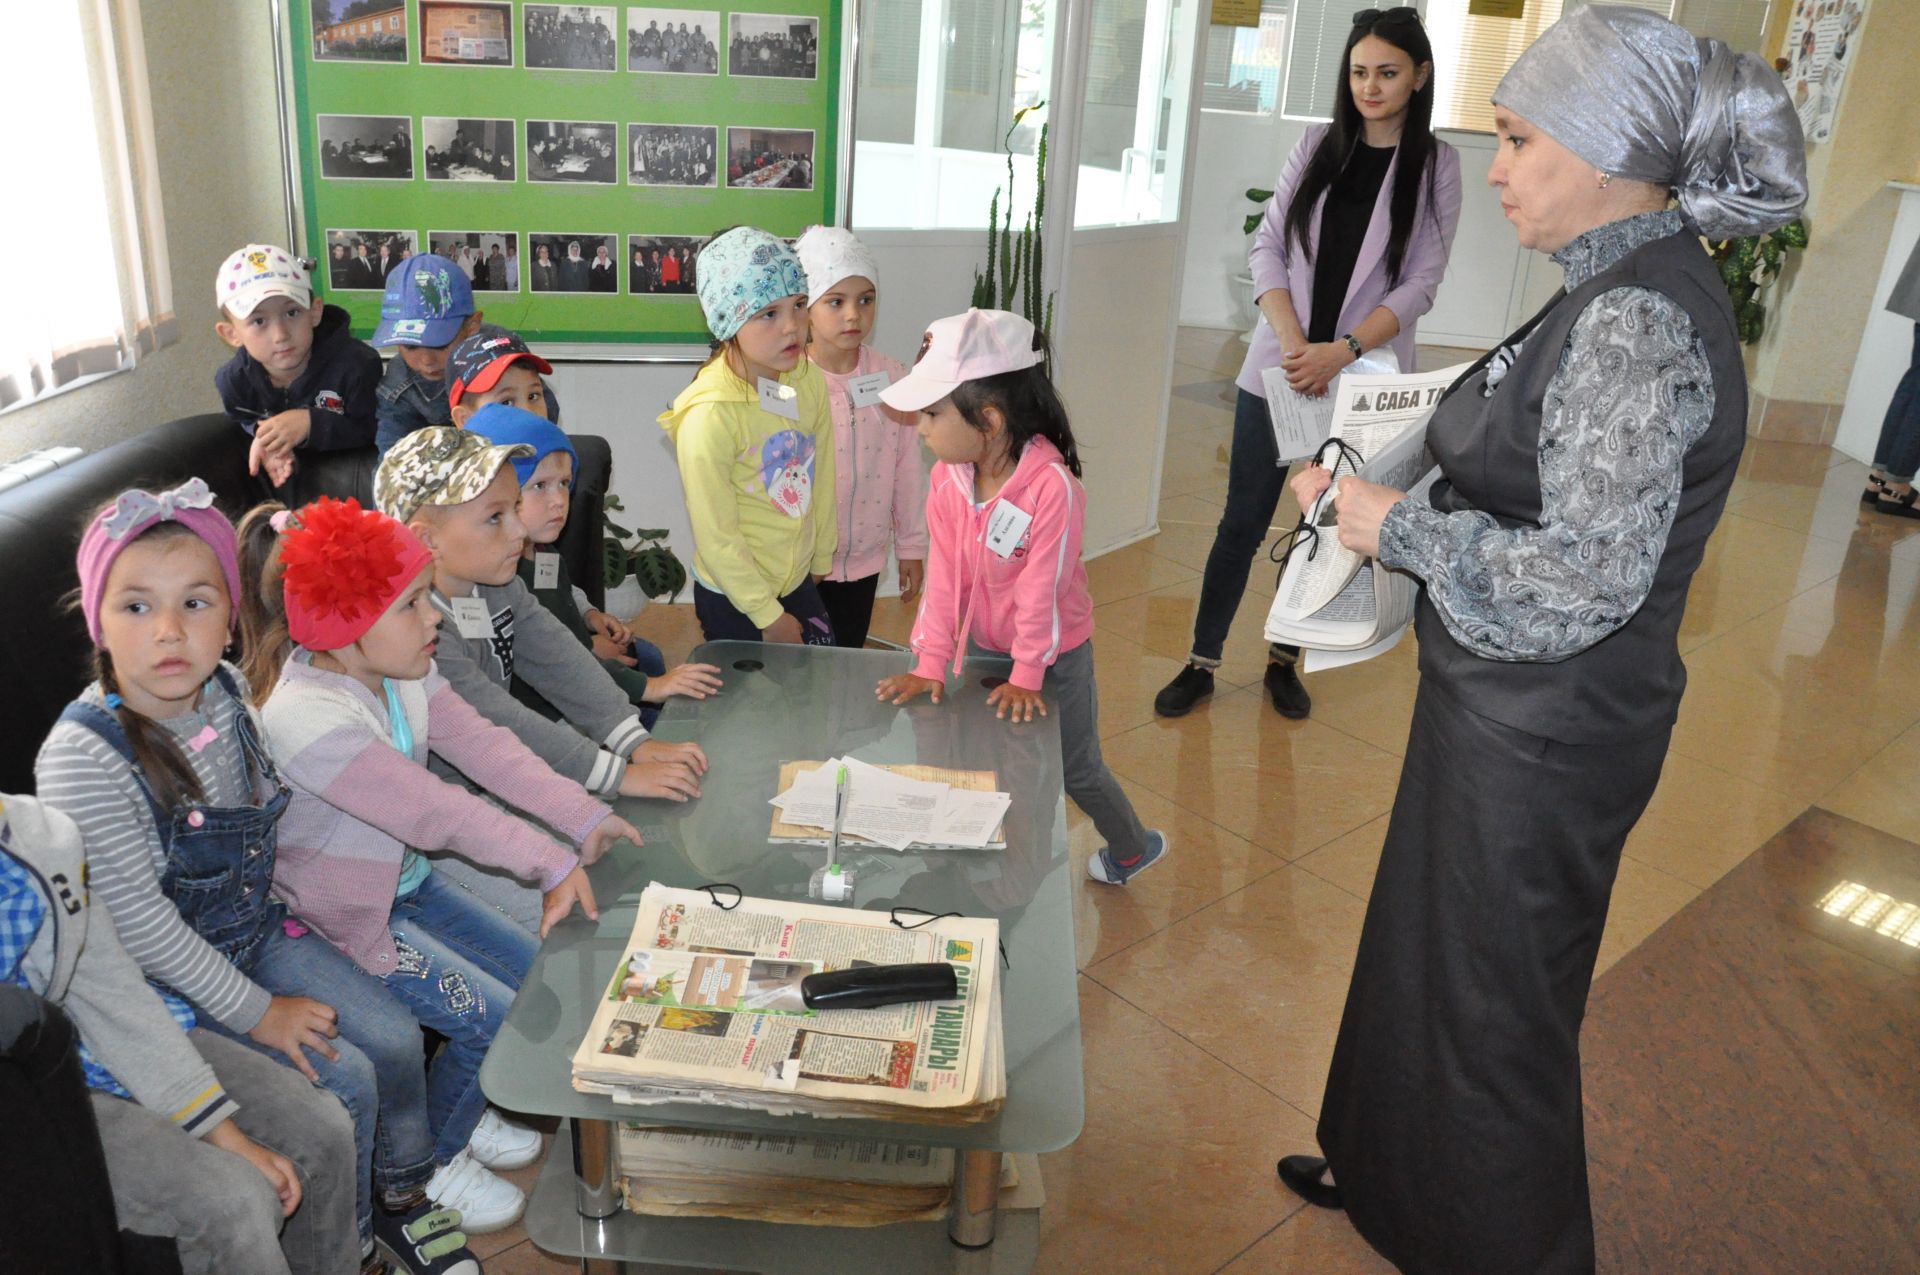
1275, 9, 1806, 1273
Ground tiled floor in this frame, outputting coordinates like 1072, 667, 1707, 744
479, 327, 1920, 1272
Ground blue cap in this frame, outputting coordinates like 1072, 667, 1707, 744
463, 403, 577, 487
371, 254, 475, 348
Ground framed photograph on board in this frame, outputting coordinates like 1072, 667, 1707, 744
525, 5, 618, 71
423, 117, 516, 181
323, 229, 417, 290
626, 9, 721, 74
311, 3, 407, 62
628, 235, 702, 295
420, 1, 514, 66
429, 231, 521, 292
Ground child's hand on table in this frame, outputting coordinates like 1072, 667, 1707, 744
580, 812, 644, 865
986, 683, 1047, 723
646, 662, 722, 701
619, 757, 702, 802
876, 674, 943, 706
635, 738, 707, 774
540, 865, 600, 937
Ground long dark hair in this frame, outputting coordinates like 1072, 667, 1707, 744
235, 502, 293, 705
949, 330, 1082, 478
1283, 9, 1439, 289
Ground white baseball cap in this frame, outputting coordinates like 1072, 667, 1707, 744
879, 309, 1043, 413
215, 244, 312, 319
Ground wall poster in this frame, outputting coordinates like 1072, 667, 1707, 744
285, 1, 843, 346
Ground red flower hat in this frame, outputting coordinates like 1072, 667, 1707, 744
281, 498, 434, 650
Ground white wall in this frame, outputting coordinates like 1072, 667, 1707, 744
1833, 185, 1920, 464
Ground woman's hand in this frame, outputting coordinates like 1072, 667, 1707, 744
647, 662, 723, 701
205, 1119, 303, 1217
986, 683, 1047, 723
1330, 476, 1407, 558
876, 674, 943, 706
763, 613, 803, 644
540, 865, 600, 938
1280, 342, 1356, 397
580, 813, 644, 865
248, 995, 339, 1082
1290, 461, 1334, 513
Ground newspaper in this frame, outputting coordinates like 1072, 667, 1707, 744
1265, 363, 1468, 662
1259, 349, 1401, 464
571, 884, 1004, 1123
769, 760, 1009, 852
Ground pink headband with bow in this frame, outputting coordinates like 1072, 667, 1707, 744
77, 478, 243, 644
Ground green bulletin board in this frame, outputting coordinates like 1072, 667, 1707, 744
285, 1, 842, 345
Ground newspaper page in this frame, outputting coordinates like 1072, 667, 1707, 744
572, 884, 1000, 1118
1260, 349, 1400, 464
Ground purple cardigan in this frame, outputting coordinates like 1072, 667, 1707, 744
1237, 125, 1463, 395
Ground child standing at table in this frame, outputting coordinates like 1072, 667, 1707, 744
875, 309, 1168, 886
794, 225, 928, 648
659, 227, 838, 645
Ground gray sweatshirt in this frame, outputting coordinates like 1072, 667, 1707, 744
2, 793, 238, 1136
429, 575, 648, 796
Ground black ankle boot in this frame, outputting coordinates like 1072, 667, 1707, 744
1264, 660, 1311, 719
1154, 664, 1214, 717
1277, 1155, 1342, 1209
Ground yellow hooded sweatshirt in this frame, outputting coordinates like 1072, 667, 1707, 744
659, 355, 837, 630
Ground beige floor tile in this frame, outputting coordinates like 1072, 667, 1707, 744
1085, 630, 1194, 740
1293, 813, 1391, 903
1087, 866, 1370, 1112
1679, 512, 1854, 650
1101, 689, 1404, 860
1218, 1207, 1399, 1274
1140, 520, 1229, 572
1294, 635, 1422, 757
1159, 434, 1235, 499
1727, 455, 1920, 551
1594, 856, 1701, 977
630, 599, 705, 663
1036, 977, 1316, 1275
1620, 752, 1810, 890
477, 1240, 594, 1272
1169, 358, 1236, 390
1821, 722, 1920, 847
1159, 490, 1229, 527
1093, 575, 1282, 690
1723, 439, 1852, 505
1173, 328, 1249, 377
1084, 541, 1201, 606
1065, 786, 1285, 968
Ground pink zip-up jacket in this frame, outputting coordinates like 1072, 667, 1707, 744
819, 345, 930, 582
264, 651, 609, 977
909, 436, 1092, 692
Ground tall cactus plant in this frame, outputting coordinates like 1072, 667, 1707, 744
970, 104, 1055, 364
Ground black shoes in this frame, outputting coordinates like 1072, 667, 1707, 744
1863, 474, 1886, 505
1265, 660, 1311, 719
1277, 1155, 1343, 1210
1874, 487, 1920, 519
1154, 664, 1215, 717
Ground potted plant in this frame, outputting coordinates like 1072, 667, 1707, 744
1707, 217, 1809, 345
1234, 186, 1273, 343
601, 493, 687, 619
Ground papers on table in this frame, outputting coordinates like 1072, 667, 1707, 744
770, 758, 1010, 852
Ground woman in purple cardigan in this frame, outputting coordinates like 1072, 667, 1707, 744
1155, 7, 1460, 721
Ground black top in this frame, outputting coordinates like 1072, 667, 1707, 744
213, 304, 382, 451
1307, 142, 1396, 344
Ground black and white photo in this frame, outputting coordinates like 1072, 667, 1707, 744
726, 126, 813, 190
524, 5, 617, 71
527, 234, 620, 293
627, 123, 717, 188
627, 235, 701, 296
625, 9, 719, 75
419, 1, 513, 66
526, 120, 618, 184
429, 231, 521, 291
728, 13, 817, 79
423, 117, 515, 181
312, 2, 407, 63
324, 229, 417, 291
317, 115, 413, 180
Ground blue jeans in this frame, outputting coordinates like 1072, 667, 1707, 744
207, 923, 438, 1246
377, 871, 537, 1164
1191, 389, 1301, 664
1873, 323, 1920, 483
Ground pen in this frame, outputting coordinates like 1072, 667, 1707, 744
826, 763, 849, 873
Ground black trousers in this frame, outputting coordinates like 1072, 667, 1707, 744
815, 573, 880, 649
1317, 681, 1669, 1274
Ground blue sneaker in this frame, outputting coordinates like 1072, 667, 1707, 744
1087, 831, 1168, 886
373, 1201, 479, 1275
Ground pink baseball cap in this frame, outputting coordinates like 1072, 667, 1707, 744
879, 308, 1043, 413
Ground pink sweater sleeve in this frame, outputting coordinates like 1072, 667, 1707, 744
425, 682, 612, 850
1007, 466, 1085, 691
909, 467, 964, 684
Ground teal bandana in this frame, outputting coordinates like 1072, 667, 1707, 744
696, 228, 808, 342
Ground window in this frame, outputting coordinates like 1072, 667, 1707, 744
1075, 0, 1198, 226
0, 0, 175, 414
1202, 1, 1289, 115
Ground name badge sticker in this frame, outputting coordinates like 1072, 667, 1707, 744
983, 501, 1034, 560
847, 370, 891, 409
450, 595, 494, 640
532, 552, 561, 590
757, 377, 801, 421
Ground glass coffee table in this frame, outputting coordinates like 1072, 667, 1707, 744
479, 643, 1085, 1273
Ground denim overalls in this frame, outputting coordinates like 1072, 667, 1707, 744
59, 666, 289, 974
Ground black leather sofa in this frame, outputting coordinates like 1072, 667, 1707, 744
0, 414, 610, 793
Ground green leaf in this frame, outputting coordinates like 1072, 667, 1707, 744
631, 545, 687, 601
1246, 188, 1273, 204
602, 540, 630, 590
632, 528, 670, 541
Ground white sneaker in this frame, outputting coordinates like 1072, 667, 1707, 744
467, 1107, 543, 1170
425, 1148, 525, 1234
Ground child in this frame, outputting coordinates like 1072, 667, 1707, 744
659, 226, 838, 644
1, 793, 358, 1273
35, 481, 481, 1273
214, 244, 382, 491
795, 226, 928, 649
874, 309, 1168, 886
247, 496, 641, 1233
457, 398, 723, 728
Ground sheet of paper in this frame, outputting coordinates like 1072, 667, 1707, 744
928, 790, 1012, 849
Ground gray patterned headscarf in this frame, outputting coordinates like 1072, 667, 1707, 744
1494, 5, 1807, 239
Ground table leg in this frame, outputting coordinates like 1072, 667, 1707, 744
947, 1148, 1002, 1248
571, 1117, 621, 1219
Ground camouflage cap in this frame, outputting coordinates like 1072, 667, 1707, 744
375, 426, 535, 523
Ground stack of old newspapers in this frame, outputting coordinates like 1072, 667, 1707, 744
571, 883, 1004, 1125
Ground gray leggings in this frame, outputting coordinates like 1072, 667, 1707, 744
89, 1027, 359, 1275
998, 639, 1149, 862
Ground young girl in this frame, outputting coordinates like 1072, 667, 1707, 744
874, 309, 1168, 886
795, 225, 928, 649
243, 496, 641, 1234
659, 225, 838, 644
35, 479, 465, 1275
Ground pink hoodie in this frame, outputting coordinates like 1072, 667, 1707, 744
909, 435, 1093, 691
819, 345, 930, 582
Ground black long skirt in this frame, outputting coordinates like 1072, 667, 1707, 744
1317, 680, 1669, 1274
